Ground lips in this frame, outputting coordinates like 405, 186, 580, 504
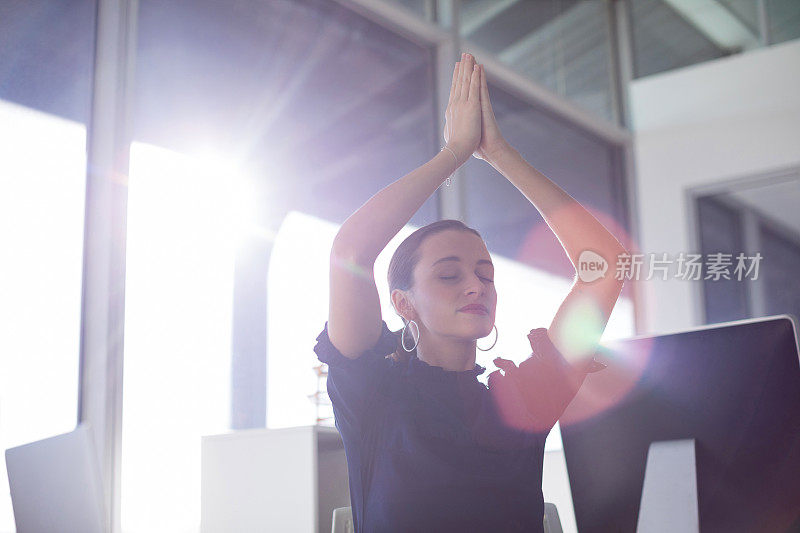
459, 304, 488, 314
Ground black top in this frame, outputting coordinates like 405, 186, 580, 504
314, 319, 596, 532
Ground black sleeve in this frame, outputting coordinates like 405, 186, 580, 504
487, 327, 604, 437
313, 319, 398, 438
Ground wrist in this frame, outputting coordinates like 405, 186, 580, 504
444, 142, 472, 166
485, 140, 514, 166
486, 142, 518, 169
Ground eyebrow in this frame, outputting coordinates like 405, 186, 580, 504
431, 256, 494, 268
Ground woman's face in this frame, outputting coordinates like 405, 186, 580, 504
403, 229, 497, 340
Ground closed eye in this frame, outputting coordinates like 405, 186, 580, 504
440, 276, 494, 283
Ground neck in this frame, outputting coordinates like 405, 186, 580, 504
415, 332, 477, 371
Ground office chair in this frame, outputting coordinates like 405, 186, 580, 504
331, 503, 563, 533
543, 502, 563, 533
331, 506, 353, 533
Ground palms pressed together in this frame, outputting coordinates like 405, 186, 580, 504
443, 52, 509, 165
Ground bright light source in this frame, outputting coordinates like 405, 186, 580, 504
122, 141, 235, 533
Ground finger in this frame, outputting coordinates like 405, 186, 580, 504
449, 62, 459, 104
469, 63, 480, 101
456, 57, 465, 101
449, 61, 458, 101
458, 54, 471, 100
463, 55, 475, 100
480, 65, 495, 114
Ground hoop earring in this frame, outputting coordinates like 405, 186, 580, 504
402, 319, 420, 352
477, 324, 498, 351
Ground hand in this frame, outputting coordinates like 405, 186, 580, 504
443, 53, 482, 163
472, 64, 510, 163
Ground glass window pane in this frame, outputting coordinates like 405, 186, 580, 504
767, 0, 800, 45
760, 224, 800, 318
461, 0, 616, 123
0, 1, 96, 530
628, 0, 728, 78
718, 0, 761, 35
697, 195, 749, 323
121, 142, 238, 533
696, 176, 800, 325
382, 0, 429, 19
0, 0, 95, 122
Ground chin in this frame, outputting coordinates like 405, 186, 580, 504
458, 316, 492, 334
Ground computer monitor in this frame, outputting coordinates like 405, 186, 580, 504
560, 314, 800, 532
5, 422, 107, 533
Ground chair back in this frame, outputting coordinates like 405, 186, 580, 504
544, 502, 563, 533
331, 506, 353, 533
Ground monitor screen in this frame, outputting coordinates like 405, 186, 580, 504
560, 315, 800, 532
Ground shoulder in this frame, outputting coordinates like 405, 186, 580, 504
314, 319, 400, 368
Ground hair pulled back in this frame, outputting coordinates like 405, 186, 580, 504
385, 219, 484, 365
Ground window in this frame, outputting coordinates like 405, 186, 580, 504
0, 0, 96, 528
120, 142, 248, 532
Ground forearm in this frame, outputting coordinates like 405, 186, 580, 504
489, 145, 627, 271
332, 147, 464, 265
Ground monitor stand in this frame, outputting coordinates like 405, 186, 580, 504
637, 439, 699, 533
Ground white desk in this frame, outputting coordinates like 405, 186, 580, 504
201, 425, 350, 533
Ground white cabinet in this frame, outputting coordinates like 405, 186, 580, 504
201, 425, 350, 533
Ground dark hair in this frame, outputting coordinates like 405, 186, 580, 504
385, 219, 484, 365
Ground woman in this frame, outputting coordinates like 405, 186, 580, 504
314, 52, 628, 532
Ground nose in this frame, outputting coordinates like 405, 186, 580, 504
464, 273, 486, 296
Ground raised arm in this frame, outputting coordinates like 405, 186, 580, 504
472, 59, 628, 369
328, 53, 483, 359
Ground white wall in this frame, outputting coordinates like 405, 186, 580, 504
629, 38, 800, 334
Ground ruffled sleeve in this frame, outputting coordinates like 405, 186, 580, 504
484, 328, 606, 439
313, 319, 399, 438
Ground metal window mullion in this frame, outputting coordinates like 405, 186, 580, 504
741, 207, 766, 317
610, 0, 645, 334
435, 0, 464, 222
757, 0, 770, 46
79, 1, 137, 532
